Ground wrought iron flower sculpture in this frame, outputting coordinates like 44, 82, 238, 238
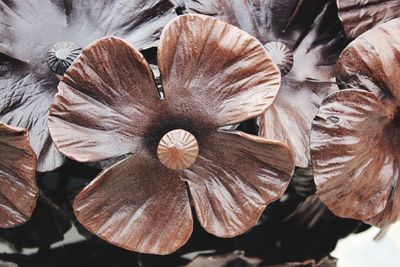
48, 14, 295, 254
185, 0, 346, 168
0, 123, 37, 228
310, 18, 400, 227
337, 0, 400, 39
0, 0, 179, 171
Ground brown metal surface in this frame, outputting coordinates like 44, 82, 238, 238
0, 0, 178, 171
186, 0, 346, 168
337, 0, 400, 39
157, 129, 199, 170
311, 18, 400, 227
0, 123, 37, 228
49, 15, 295, 254
157, 14, 281, 126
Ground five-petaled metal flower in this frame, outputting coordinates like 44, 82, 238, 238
0, 0, 179, 171
48, 14, 295, 254
185, 0, 346, 168
0, 123, 37, 228
310, 18, 400, 227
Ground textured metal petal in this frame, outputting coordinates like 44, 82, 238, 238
73, 153, 192, 255
260, 0, 344, 168
0, 123, 37, 228
0, 0, 178, 61
49, 37, 163, 163
0, 0, 178, 171
310, 89, 400, 226
260, 78, 338, 168
0, 54, 64, 172
182, 130, 294, 237
68, 0, 178, 49
185, 0, 332, 46
158, 14, 281, 126
336, 18, 400, 100
328, 18, 400, 226
185, 0, 343, 53
186, 0, 345, 167
337, 0, 400, 39
185, 0, 269, 43
0, 0, 67, 62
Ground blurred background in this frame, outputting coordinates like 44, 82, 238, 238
333, 222, 400, 267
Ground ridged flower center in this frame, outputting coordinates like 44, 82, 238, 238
157, 129, 199, 170
264, 41, 293, 76
47, 41, 82, 75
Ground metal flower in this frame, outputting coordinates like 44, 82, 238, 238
337, 0, 400, 39
48, 14, 295, 254
310, 18, 400, 227
185, 0, 346, 168
0, 123, 37, 228
0, 0, 179, 171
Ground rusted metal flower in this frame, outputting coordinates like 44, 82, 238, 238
0, 123, 37, 228
0, 0, 179, 171
310, 18, 400, 227
337, 0, 400, 39
185, 0, 346, 168
48, 14, 295, 254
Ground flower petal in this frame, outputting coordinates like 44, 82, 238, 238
259, 1, 344, 168
367, 182, 400, 227
0, 0, 67, 61
182, 130, 294, 237
288, 0, 345, 79
158, 14, 281, 126
336, 18, 400, 100
0, 55, 64, 172
186, 0, 342, 50
49, 37, 163, 163
0, 123, 37, 228
337, 0, 400, 39
185, 0, 267, 42
0, 0, 178, 61
69, 0, 179, 49
1, 0, 179, 171
260, 79, 338, 168
73, 153, 192, 255
310, 89, 400, 224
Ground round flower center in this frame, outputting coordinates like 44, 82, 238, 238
264, 41, 293, 76
47, 41, 82, 75
157, 129, 199, 170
